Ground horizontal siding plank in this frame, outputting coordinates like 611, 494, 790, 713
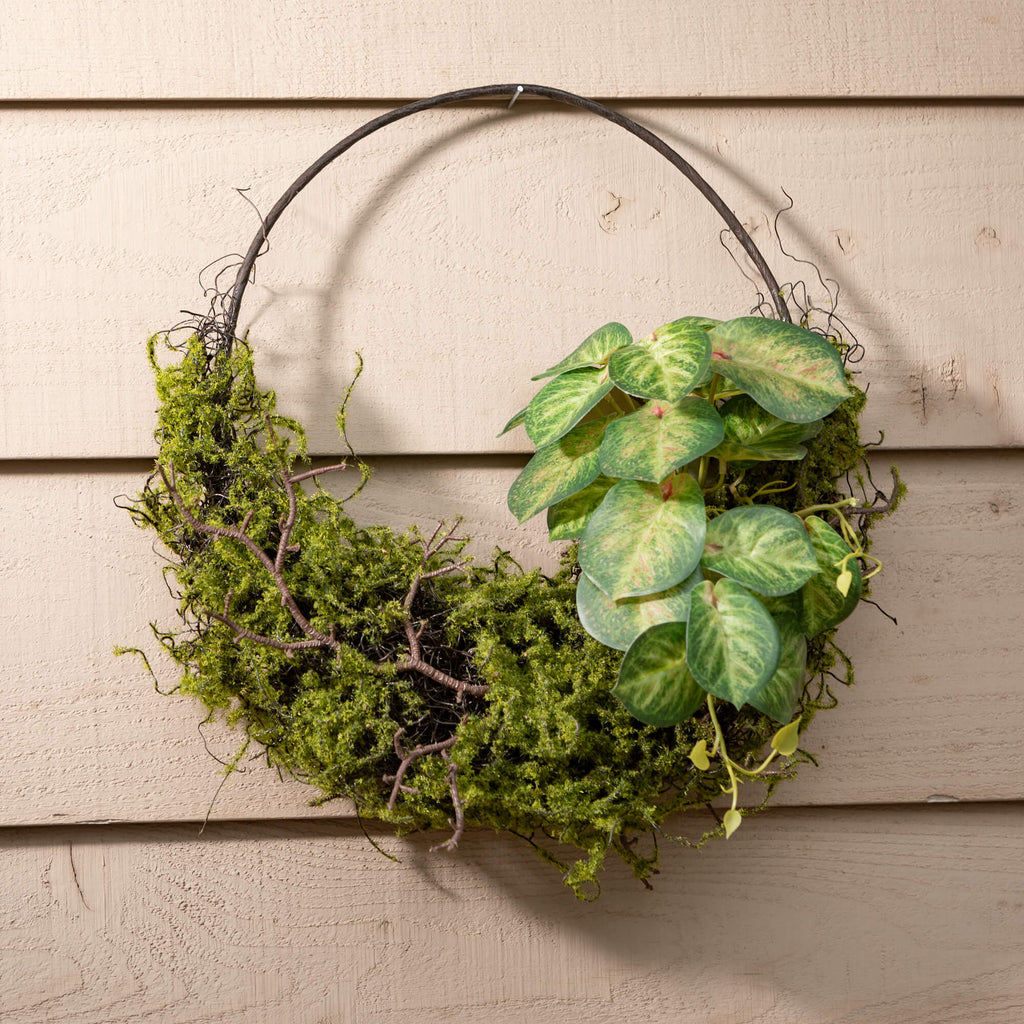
3, 0, 1024, 100
2, 103, 1022, 458
1, 806, 1022, 1022
0, 450, 1020, 827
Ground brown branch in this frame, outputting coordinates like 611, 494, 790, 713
393, 656, 490, 697
394, 518, 487, 698
159, 462, 339, 652
385, 734, 458, 810
430, 751, 465, 853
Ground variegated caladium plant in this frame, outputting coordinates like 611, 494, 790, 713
504, 315, 881, 836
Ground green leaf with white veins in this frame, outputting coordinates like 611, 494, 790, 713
507, 417, 612, 523
712, 394, 823, 462
702, 505, 819, 596
598, 396, 724, 483
800, 515, 863, 636
686, 579, 781, 710
614, 621, 705, 726
608, 317, 716, 403
531, 322, 633, 379
524, 366, 615, 447
708, 318, 850, 423
748, 613, 807, 724
579, 472, 705, 600
576, 566, 702, 651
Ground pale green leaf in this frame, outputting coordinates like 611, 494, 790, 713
708, 317, 851, 422
723, 808, 742, 838
546, 476, 617, 541
799, 515, 863, 635
607, 317, 716, 402
576, 566, 702, 651
531, 322, 633, 379
613, 621, 705, 727
689, 739, 710, 770
507, 417, 612, 523
579, 472, 706, 600
497, 405, 527, 437
702, 505, 819, 596
711, 393, 823, 462
598, 396, 724, 483
770, 718, 802, 757
524, 366, 615, 447
686, 579, 781, 709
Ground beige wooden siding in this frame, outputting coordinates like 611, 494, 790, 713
2, 2, 1022, 1020
4, 0, 1024, 99
4, 103, 1024, 458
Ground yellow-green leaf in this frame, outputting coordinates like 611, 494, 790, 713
689, 739, 710, 771
507, 417, 612, 523
686, 579, 781, 709
701, 505, 819, 596
771, 718, 802, 756
524, 366, 615, 447
579, 472, 706, 600
613, 621, 705, 726
723, 808, 742, 838
800, 516, 863, 635
531, 322, 633, 379
598, 396, 724, 483
708, 317, 851, 423
607, 317, 716, 403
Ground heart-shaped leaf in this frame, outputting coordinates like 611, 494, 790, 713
748, 613, 807, 724
800, 515, 863, 635
708, 318, 850, 423
702, 505, 820, 596
686, 579, 781, 709
579, 473, 706, 599
524, 366, 616, 447
613, 621, 705, 726
546, 475, 618, 541
598, 396, 724, 483
531, 322, 633, 380
507, 417, 612, 523
711, 394, 823, 462
576, 566, 702, 650
607, 317, 716, 403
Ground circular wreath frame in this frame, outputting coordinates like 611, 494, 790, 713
123, 86, 901, 898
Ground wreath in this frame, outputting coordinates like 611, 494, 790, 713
121, 86, 901, 898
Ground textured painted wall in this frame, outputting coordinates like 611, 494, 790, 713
2, 2, 1022, 1020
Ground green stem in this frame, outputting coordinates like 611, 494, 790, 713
706, 695, 739, 811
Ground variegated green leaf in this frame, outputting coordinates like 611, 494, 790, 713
686, 579, 781, 709
546, 476, 618, 541
711, 394, 823, 462
497, 405, 527, 437
800, 515, 863, 636
524, 366, 615, 447
702, 505, 819, 596
579, 472, 706, 599
748, 613, 807, 724
708, 317, 850, 423
598, 396, 724, 483
507, 417, 612, 523
607, 317, 716, 403
613, 621, 705, 726
576, 566, 702, 651
531, 322, 633, 379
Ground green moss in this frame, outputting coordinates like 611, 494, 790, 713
124, 330, 897, 897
